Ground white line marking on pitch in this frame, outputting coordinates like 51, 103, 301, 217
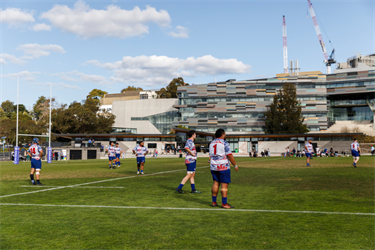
20, 186, 124, 189
0, 203, 373, 216
0, 167, 209, 199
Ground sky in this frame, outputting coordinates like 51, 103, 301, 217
1, 0, 374, 109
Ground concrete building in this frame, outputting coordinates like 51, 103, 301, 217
99, 90, 158, 113
111, 98, 178, 134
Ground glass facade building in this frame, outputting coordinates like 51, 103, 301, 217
173, 69, 375, 134
131, 111, 179, 134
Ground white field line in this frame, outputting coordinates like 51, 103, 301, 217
0, 167, 208, 199
20, 186, 124, 189
0, 203, 373, 216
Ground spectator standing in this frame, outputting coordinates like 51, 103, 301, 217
371, 145, 374, 156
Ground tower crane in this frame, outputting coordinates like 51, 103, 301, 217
282, 15, 288, 74
307, 0, 336, 74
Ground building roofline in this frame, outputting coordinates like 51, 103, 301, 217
53, 133, 176, 139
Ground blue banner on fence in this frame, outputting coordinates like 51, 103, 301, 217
14, 146, 20, 165
47, 147, 52, 163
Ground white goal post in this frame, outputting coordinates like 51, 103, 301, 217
14, 77, 52, 164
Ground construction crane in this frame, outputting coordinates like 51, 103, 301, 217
282, 15, 288, 74
307, 0, 336, 74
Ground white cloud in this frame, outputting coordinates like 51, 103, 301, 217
18, 44, 65, 59
49, 82, 81, 90
0, 8, 34, 25
87, 55, 251, 86
33, 23, 51, 31
168, 26, 188, 38
40, 1, 171, 38
0, 53, 27, 64
1, 71, 41, 81
53, 70, 109, 85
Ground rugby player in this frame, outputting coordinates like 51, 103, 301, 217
176, 130, 201, 194
27, 138, 44, 185
115, 143, 122, 168
209, 129, 238, 209
351, 138, 361, 168
133, 141, 148, 174
106, 142, 116, 169
305, 139, 314, 167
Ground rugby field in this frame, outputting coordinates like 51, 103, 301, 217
0, 156, 374, 249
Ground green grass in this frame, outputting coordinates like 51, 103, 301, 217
1, 156, 374, 249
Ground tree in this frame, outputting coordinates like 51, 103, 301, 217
121, 86, 143, 93
0, 108, 8, 121
87, 89, 108, 106
1, 100, 14, 118
157, 77, 189, 98
263, 82, 309, 134
52, 92, 116, 134
32, 96, 47, 120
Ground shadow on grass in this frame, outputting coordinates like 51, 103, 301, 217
158, 183, 212, 207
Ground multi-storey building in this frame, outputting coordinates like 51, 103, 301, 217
173, 54, 375, 134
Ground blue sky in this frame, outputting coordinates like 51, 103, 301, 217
1, 0, 374, 109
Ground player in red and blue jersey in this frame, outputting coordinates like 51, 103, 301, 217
305, 139, 314, 167
27, 138, 44, 185
115, 143, 122, 168
351, 138, 361, 167
209, 129, 238, 209
176, 130, 201, 194
106, 142, 116, 169
132, 141, 148, 174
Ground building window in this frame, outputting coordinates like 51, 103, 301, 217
148, 143, 157, 148
140, 94, 148, 99
131, 111, 179, 134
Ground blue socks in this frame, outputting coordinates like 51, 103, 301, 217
178, 184, 184, 189
222, 197, 227, 204
212, 196, 217, 203
191, 184, 195, 190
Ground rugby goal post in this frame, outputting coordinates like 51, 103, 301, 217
14, 78, 52, 164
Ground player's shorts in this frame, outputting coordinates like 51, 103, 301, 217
137, 157, 145, 164
108, 156, 115, 161
211, 169, 231, 184
115, 154, 121, 159
306, 153, 312, 158
31, 158, 42, 169
351, 150, 360, 157
186, 161, 196, 172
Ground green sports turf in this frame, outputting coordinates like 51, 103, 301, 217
0, 156, 374, 249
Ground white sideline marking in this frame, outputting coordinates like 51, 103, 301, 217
0, 167, 208, 199
20, 186, 124, 189
0, 203, 373, 216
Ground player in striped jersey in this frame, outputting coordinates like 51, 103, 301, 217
106, 142, 116, 169
115, 143, 122, 168
304, 139, 314, 167
351, 138, 361, 168
209, 129, 238, 209
27, 138, 44, 185
133, 141, 148, 174
176, 130, 201, 194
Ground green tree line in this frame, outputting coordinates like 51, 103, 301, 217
0, 89, 115, 146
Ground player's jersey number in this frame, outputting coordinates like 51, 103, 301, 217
210, 142, 225, 156
30, 147, 36, 154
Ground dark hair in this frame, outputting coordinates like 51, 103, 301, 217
139, 141, 144, 144
353, 138, 357, 141
215, 128, 225, 138
187, 130, 196, 139
116, 143, 119, 145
